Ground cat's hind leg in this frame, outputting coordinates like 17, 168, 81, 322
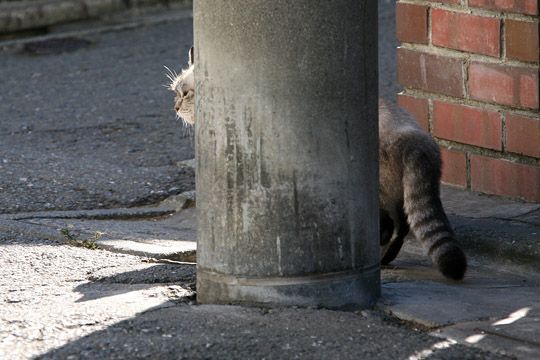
381, 211, 409, 265
380, 209, 394, 249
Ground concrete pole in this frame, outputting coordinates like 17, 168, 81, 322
194, 0, 380, 309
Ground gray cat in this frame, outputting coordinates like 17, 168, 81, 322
169, 48, 467, 280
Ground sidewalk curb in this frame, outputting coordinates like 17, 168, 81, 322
0, 0, 192, 34
0, 205, 178, 243
1, 206, 176, 221
0, 217, 66, 242
0, 202, 197, 261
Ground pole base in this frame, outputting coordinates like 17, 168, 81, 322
197, 264, 380, 310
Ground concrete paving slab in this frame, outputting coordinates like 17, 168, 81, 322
433, 310, 540, 360
382, 280, 540, 327
20, 208, 197, 241
0, 205, 197, 260
381, 251, 540, 325
450, 214, 540, 272
380, 250, 540, 359
96, 239, 196, 262
441, 186, 540, 219
517, 209, 540, 227
490, 309, 540, 348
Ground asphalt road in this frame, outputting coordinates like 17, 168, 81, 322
0, 13, 195, 214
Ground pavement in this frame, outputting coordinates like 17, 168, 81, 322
0, 0, 192, 35
1, 3, 539, 360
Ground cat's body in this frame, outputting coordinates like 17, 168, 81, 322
169, 48, 467, 280
377, 100, 466, 280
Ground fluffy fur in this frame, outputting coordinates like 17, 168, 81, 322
167, 47, 195, 126
378, 101, 466, 280
168, 48, 467, 280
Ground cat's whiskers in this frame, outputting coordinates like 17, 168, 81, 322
164, 65, 181, 90
163, 65, 178, 78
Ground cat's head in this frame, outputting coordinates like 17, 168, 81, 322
168, 46, 195, 125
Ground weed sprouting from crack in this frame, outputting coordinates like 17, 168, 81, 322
60, 226, 102, 250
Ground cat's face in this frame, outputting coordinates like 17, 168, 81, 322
168, 47, 195, 125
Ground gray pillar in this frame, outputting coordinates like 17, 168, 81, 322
194, 0, 379, 309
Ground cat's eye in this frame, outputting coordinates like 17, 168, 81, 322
177, 88, 189, 98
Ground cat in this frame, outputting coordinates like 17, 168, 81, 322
166, 47, 195, 126
169, 47, 467, 281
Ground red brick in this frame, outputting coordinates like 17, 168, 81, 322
505, 20, 539, 63
440, 148, 468, 188
432, 9, 500, 57
397, 94, 429, 131
506, 113, 540, 158
468, 0, 538, 15
470, 155, 540, 201
396, 3, 429, 44
468, 62, 539, 109
397, 48, 464, 97
427, 0, 460, 4
433, 101, 502, 150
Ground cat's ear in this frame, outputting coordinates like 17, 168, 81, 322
188, 46, 194, 66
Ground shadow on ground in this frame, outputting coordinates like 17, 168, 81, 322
35, 303, 510, 360
74, 263, 196, 302
34, 254, 524, 360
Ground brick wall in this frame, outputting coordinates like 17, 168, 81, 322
396, 0, 539, 202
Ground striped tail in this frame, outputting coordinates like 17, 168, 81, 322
401, 135, 467, 280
